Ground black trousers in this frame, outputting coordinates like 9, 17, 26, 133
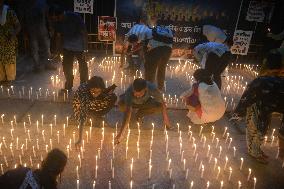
144, 46, 172, 90
62, 49, 88, 90
205, 51, 231, 89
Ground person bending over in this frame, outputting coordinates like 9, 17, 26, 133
231, 52, 284, 164
115, 78, 171, 144
181, 69, 225, 125
73, 76, 117, 146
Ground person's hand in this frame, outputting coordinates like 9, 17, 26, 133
163, 117, 172, 130
114, 134, 122, 145
75, 140, 81, 149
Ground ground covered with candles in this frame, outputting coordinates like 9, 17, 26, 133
0, 56, 284, 189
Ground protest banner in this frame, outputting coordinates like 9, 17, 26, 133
231, 30, 253, 55
98, 16, 117, 41
74, 0, 94, 14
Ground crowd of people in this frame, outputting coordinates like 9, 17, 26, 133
0, 0, 284, 187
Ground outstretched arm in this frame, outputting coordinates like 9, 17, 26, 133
115, 106, 132, 144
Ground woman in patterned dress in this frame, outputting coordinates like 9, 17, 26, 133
73, 76, 117, 146
0, 0, 21, 84
232, 51, 284, 164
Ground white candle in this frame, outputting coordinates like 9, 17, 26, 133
240, 158, 243, 170
92, 181, 96, 189
253, 177, 257, 189
76, 166, 79, 179
247, 168, 251, 181
112, 166, 114, 179
190, 181, 194, 189
238, 181, 242, 189
228, 167, 232, 181
201, 165, 204, 178
216, 166, 220, 179
224, 156, 228, 170
77, 179, 79, 189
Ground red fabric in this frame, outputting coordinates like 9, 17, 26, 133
186, 83, 203, 118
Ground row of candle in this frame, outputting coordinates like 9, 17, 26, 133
1, 113, 278, 188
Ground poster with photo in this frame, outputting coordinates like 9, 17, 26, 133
98, 16, 117, 41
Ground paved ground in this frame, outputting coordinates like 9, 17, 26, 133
0, 54, 283, 189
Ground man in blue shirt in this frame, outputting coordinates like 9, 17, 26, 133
49, 6, 88, 91
115, 78, 171, 144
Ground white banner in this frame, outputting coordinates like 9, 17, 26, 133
231, 30, 253, 55
246, 1, 265, 22
74, 0, 94, 14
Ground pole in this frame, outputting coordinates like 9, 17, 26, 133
234, 0, 244, 32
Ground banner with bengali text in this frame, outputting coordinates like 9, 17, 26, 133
115, 0, 241, 58
98, 16, 117, 41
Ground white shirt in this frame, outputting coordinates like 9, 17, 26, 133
125, 23, 151, 42
193, 42, 229, 68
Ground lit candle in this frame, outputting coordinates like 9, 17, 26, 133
238, 181, 242, 189
216, 166, 220, 179
76, 165, 79, 179
228, 167, 232, 181
76, 179, 79, 189
240, 158, 243, 170
247, 168, 251, 181
130, 180, 133, 189
190, 181, 194, 189
224, 156, 228, 170
201, 165, 204, 178
108, 181, 111, 189
93, 181, 96, 189
253, 177, 257, 189
148, 164, 152, 179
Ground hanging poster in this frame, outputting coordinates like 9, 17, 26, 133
74, 0, 94, 14
98, 16, 117, 41
245, 0, 275, 23
231, 30, 253, 55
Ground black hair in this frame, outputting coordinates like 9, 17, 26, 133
133, 78, 147, 92
41, 148, 67, 175
48, 4, 64, 16
193, 69, 213, 85
128, 34, 138, 43
266, 50, 282, 70
87, 76, 106, 89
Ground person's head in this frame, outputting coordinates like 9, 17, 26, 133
128, 34, 138, 45
139, 14, 148, 24
48, 5, 65, 22
133, 78, 147, 98
148, 15, 158, 28
193, 69, 213, 85
87, 76, 106, 97
263, 50, 283, 75
41, 148, 67, 177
